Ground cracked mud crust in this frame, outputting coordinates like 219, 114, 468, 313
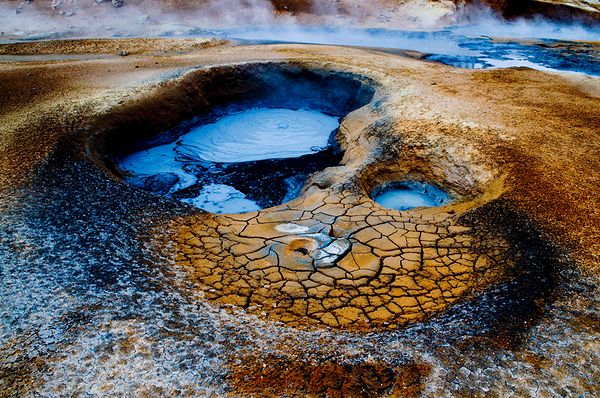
0, 38, 599, 396
172, 188, 511, 330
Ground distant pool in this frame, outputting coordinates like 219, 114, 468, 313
223, 26, 600, 76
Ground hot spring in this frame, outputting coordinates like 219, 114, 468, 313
100, 63, 375, 214
371, 180, 452, 211
118, 108, 340, 214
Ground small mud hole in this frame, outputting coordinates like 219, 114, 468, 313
295, 247, 310, 256
96, 62, 375, 214
371, 180, 452, 211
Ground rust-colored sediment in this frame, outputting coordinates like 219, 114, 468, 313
229, 354, 430, 398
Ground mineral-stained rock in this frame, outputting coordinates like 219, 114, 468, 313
229, 354, 431, 398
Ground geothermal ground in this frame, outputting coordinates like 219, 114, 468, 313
0, 34, 599, 397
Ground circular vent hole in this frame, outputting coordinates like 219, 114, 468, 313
371, 180, 452, 211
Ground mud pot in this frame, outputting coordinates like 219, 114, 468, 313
110, 64, 374, 213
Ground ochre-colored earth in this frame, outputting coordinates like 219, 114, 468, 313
174, 184, 511, 330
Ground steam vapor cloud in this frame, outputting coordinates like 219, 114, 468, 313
0, 1, 599, 43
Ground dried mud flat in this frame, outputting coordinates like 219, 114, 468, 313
0, 38, 599, 397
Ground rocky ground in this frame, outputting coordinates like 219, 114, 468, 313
0, 38, 599, 396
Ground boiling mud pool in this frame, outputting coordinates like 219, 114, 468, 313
118, 108, 340, 214
372, 181, 452, 211
222, 27, 600, 76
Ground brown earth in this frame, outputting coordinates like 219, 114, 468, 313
0, 37, 227, 55
0, 36, 599, 397
228, 354, 430, 397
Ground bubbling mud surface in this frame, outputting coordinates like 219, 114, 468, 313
176, 108, 339, 163
181, 183, 261, 214
372, 181, 452, 211
118, 108, 340, 214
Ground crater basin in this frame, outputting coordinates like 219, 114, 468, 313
103, 63, 375, 214
118, 107, 340, 214
372, 181, 452, 211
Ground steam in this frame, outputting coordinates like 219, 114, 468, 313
0, 0, 598, 42
0, 0, 284, 38
451, 4, 600, 42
